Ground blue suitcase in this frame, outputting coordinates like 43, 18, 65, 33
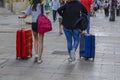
79, 34, 95, 60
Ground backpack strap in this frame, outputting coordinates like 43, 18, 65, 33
40, 4, 44, 14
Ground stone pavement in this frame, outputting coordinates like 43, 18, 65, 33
0, 8, 120, 80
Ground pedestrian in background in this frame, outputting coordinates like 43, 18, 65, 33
92, 1, 99, 17
80, 0, 94, 33
51, 0, 60, 22
103, 0, 110, 17
19, 0, 44, 64
57, 0, 87, 62
58, 0, 65, 35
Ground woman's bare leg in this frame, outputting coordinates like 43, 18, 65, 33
38, 33, 44, 60
33, 31, 38, 55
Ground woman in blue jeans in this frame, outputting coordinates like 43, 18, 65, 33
57, 0, 87, 62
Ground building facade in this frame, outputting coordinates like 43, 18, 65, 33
2, 0, 29, 14
0, 0, 4, 7
1, 0, 50, 14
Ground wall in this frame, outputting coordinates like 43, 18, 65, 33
4, 0, 29, 14
4, 0, 47, 14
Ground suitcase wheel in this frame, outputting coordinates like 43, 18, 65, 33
30, 54, 32, 57
16, 57, 21, 60
16, 57, 18, 60
85, 58, 89, 61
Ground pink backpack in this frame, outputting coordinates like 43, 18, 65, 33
37, 14, 52, 34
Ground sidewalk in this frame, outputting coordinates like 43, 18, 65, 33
0, 8, 120, 80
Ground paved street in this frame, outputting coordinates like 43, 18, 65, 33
0, 8, 120, 80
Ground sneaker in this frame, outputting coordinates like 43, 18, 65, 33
59, 32, 63, 35
70, 49, 76, 61
37, 59, 43, 64
34, 57, 38, 62
34, 54, 38, 62
68, 57, 74, 62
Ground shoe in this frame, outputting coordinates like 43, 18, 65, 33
37, 59, 43, 64
59, 32, 63, 36
34, 57, 38, 62
53, 20, 56, 22
34, 54, 38, 62
85, 58, 89, 61
67, 57, 73, 62
70, 49, 76, 61
60, 32, 63, 35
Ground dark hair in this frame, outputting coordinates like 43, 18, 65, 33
60, 0, 65, 5
105, 1, 108, 3
32, 0, 42, 11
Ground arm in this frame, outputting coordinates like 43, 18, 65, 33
81, 3, 88, 15
57, 3, 66, 17
18, 14, 27, 19
18, 5, 31, 19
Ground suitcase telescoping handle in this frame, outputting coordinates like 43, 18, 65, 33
18, 18, 23, 58
18, 18, 22, 29
18, 18, 25, 29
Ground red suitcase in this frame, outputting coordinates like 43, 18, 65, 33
16, 28, 33, 59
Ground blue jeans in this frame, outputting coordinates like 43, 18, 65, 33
87, 12, 90, 33
63, 27, 80, 54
